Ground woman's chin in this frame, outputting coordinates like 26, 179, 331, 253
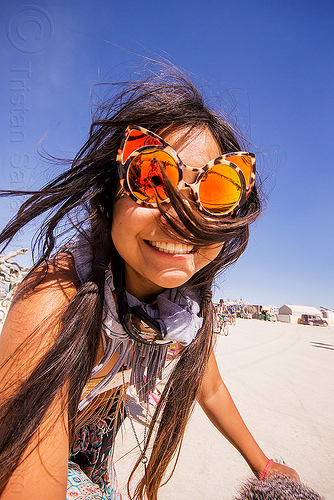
152, 270, 194, 289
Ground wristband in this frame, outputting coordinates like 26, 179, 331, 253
259, 459, 273, 482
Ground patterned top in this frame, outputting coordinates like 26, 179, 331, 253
67, 393, 124, 499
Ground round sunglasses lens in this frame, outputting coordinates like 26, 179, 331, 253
199, 164, 242, 214
127, 150, 179, 203
227, 154, 253, 189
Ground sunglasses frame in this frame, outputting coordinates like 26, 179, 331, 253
122, 306, 172, 345
116, 125, 256, 217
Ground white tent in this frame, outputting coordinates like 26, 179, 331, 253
321, 308, 334, 326
278, 304, 322, 324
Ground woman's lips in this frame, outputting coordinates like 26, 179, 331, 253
146, 240, 194, 255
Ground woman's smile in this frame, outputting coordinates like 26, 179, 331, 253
146, 240, 194, 255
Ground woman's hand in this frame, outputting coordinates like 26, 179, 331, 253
265, 460, 300, 482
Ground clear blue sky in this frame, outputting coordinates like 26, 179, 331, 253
1, 0, 333, 309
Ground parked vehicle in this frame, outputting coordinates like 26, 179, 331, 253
240, 310, 252, 319
265, 312, 277, 322
298, 314, 328, 327
240, 305, 253, 319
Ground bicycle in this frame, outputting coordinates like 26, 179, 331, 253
214, 314, 229, 336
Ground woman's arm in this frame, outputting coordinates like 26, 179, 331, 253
1, 397, 69, 500
196, 351, 300, 481
0, 254, 78, 499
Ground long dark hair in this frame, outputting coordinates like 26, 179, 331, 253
0, 70, 261, 499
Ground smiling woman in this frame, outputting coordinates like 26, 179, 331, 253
0, 69, 299, 500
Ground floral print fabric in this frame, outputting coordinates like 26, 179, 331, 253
67, 419, 122, 499
67, 460, 121, 500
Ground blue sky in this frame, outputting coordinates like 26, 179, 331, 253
1, 0, 333, 309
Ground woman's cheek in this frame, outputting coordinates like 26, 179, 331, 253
195, 243, 223, 271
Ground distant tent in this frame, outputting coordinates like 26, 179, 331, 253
277, 304, 321, 323
321, 308, 334, 326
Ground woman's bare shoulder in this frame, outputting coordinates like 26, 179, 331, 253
0, 252, 80, 362
13, 251, 80, 304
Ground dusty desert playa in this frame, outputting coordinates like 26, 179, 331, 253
114, 319, 334, 499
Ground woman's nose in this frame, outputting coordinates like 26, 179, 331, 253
160, 189, 194, 220
182, 166, 198, 185
179, 185, 196, 205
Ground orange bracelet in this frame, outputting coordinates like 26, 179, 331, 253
259, 459, 273, 482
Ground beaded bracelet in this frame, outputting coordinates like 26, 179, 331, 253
259, 459, 273, 482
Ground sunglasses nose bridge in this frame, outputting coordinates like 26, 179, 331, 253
175, 183, 198, 210
180, 163, 202, 184
158, 189, 193, 221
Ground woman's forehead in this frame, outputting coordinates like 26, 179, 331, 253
160, 126, 222, 168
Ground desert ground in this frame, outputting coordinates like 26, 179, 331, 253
114, 319, 334, 499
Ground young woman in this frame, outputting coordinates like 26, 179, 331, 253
0, 72, 299, 499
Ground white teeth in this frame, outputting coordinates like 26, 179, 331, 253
149, 241, 194, 254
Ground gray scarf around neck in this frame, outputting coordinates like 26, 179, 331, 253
66, 234, 203, 411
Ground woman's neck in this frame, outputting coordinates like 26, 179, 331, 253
124, 265, 165, 303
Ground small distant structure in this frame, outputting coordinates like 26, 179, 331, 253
321, 307, 334, 326
277, 304, 322, 324
0, 249, 31, 332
